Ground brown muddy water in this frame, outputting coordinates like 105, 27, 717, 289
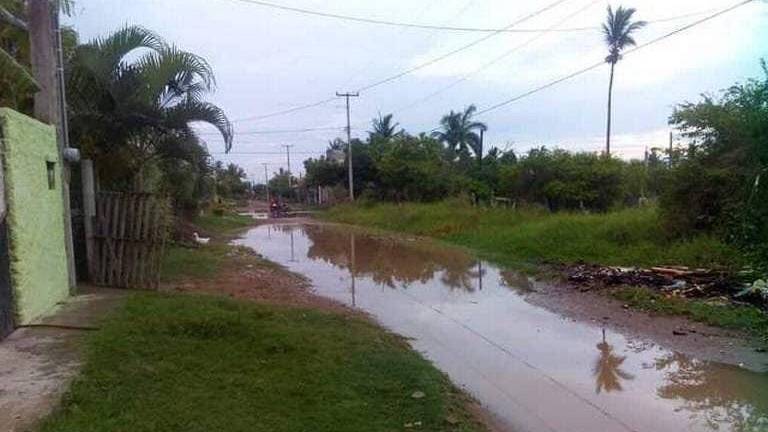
236, 223, 768, 432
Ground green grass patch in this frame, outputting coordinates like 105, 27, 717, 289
40, 294, 483, 432
324, 201, 744, 270
194, 213, 255, 236
160, 244, 230, 281
613, 287, 768, 343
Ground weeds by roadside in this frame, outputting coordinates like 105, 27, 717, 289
324, 201, 744, 270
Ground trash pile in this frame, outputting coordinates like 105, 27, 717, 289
564, 263, 768, 309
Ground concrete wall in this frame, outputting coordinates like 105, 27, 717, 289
0, 108, 69, 324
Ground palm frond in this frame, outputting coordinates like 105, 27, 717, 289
165, 100, 233, 152
87, 26, 166, 78
0, 46, 39, 91
136, 46, 215, 105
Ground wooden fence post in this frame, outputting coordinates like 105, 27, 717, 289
81, 159, 97, 281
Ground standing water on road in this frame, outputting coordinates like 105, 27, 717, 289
237, 223, 768, 432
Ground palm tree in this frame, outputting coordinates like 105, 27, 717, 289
593, 330, 634, 394
369, 113, 401, 141
66, 26, 233, 189
602, 5, 646, 156
431, 105, 487, 161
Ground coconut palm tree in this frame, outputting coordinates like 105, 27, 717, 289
602, 5, 646, 156
66, 26, 233, 189
368, 113, 401, 141
432, 105, 487, 161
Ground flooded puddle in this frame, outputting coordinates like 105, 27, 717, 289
237, 223, 768, 432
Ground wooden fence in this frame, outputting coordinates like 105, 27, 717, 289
91, 192, 168, 289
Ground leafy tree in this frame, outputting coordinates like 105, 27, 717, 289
602, 5, 646, 155
500, 148, 624, 211
663, 62, 768, 264
215, 162, 249, 200
66, 26, 233, 190
268, 168, 297, 199
431, 105, 487, 161
375, 135, 454, 201
304, 156, 345, 188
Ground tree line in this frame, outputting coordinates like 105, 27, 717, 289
304, 63, 768, 265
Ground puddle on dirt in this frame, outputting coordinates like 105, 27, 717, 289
237, 223, 768, 432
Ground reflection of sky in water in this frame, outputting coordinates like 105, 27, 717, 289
238, 223, 768, 432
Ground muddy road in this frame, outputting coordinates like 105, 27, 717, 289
237, 222, 768, 432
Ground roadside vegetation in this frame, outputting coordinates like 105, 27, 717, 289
39, 294, 484, 432
324, 202, 742, 270
313, 61, 768, 286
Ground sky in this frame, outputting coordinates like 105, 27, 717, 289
66, 0, 768, 182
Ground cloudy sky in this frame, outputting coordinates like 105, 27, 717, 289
66, 0, 768, 181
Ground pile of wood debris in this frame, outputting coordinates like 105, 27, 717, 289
564, 263, 764, 306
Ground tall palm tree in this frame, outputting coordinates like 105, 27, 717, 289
602, 5, 646, 156
368, 113, 401, 141
431, 104, 487, 160
66, 26, 233, 188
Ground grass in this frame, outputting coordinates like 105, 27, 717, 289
160, 243, 230, 281
193, 212, 255, 235
613, 287, 768, 344
324, 201, 745, 270
160, 211, 257, 282
39, 294, 483, 432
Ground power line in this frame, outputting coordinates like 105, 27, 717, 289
232, 97, 337, 123
230, 0, 573, 123
198, 126, 346, 136
391, 0, 601, 116
226, 0, 718, 34
354, 0, 573, 93
475, 0, 755, 117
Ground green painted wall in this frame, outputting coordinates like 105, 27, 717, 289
0, 108, 69, 324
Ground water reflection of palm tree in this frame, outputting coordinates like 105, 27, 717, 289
594, 329, 635, 394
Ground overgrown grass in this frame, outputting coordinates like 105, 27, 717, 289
613, 287, 768, 344
193, 213, 255, 235
324, 201, 745, 270
40, 294, 483, 432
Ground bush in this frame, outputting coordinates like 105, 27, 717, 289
663, 61, 768, 269
500, 148, 625, 212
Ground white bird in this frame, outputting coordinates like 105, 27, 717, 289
193, 232, 210, 245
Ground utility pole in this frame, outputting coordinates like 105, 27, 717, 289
28, 0, 76, 291
282, 144, 293, 186
336, 92, 359, 201
28, 0, 57, 123
668, 131, 674, 168
262, 162, 270, 202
